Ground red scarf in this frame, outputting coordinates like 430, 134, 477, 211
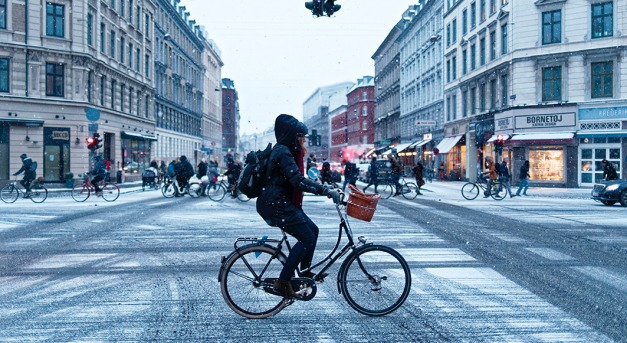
292, 149, 305, 209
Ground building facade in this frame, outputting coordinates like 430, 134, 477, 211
330, 105, 348, 163
153, 0, 204, 167
221, 78, 239, 162
345, 76, 375, 161
200, 34, 223, 165
444, 0, 627, 187
0, 0, 156, 183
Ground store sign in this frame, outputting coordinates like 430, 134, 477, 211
423, 133, 432, 140
51, 130, 69, 141
495, 117, 513, 131
416, 120, 436, 126
515, 112, 575, 129
579, 107, 627, 120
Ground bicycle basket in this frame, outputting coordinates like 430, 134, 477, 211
346, 184, 380, 222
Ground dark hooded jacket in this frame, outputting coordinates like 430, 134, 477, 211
256, 114, 327, 228
176, 156, 195, 178
15, 155, 36, 180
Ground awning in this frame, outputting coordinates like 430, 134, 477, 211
122, 131, 158, 141
392, 142, 413, 153
410, 139, 432, 148
381, 149, 393, 156
577, 131, 627, 138
486, 134, 511, 143
435, 135, 463, 154
509, 132, 574, 141
0, 118, 45, 126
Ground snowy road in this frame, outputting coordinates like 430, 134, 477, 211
0, 185, 624, 342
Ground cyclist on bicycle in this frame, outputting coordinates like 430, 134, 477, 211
388, 155, 403, 196
482, 156, 498, 198
224, 159, 243, 197
256, 114, 341, 298
175, 155, 194, 193
13, 153, 36, 196
90, 155, 107, 195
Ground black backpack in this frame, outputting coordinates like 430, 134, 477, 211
238, 143, 274, 198
31, 161, 38, 171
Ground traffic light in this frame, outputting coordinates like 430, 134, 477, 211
93, 132, 103, 150
494, 134, 504, 152
86, 136, 96, 150
309, 129, 318, 147
305, 0, 340, 17
323, 0, 341, 16
87, 133, 103, 151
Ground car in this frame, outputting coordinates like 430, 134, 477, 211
591, 179, 627, 206
356, 162, 371, 182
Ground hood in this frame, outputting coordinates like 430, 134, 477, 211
180, 155, 188, 163
274, 114, 307, 153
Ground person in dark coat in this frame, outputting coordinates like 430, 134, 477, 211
256, 114, 340, 298
362, 156, 379, 193
341, 159, 357, 192
175, 155, 194, 191
515, 160, 531, 196
388, 155, 403, 196
90, 155, 107, 194
197, 158, 208, 178
602, 159, 618, 181
13, 153, 36, 194
413, 161, 424, 195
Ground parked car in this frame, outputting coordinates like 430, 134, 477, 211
591, 180, 627, 206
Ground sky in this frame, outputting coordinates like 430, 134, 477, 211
183, 0, 417, 135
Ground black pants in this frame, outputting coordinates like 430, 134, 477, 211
91, 175, 103, 192
20, 178, 33, 192
279, 212, 319, 281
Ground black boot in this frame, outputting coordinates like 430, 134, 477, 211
273, 279, 300, 298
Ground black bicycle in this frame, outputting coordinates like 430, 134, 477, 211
218, 191, 411, 318
461, 176, 506, 200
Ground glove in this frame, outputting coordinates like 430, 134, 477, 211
12, 173, 18, 176
323, 187, 341, 204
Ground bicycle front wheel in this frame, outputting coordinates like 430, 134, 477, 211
378, 183, 394, 199
237, 189, 251, 202
339, 245, 411, 316
220, 245, 287, 319
461, 182, 480, 200
162, 182, 176, 198
401, 183, 418, 200
207, 184, 227, 201
0, 184, 19, 203
491, 183, 507, 201
101, 183, 120, 202
29, 184, 48, 203
71, 184, 90, 202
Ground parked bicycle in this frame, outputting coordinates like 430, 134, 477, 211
0, 177, 48, 203
461, 176, 506, 200
218, 190, 411, 318
71, 173, 120, 202
377, 175, 419, 200
206, 175, 250, 202
161, 177, 201, 198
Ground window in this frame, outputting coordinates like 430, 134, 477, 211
87, 71, 93, 102
452, 94, 457, 119
452, 56, 457, 80
135, 48, 140, 71
452, 19, 457, 43
471, 87, 477, 114
119, 37, 125, 63
446, 60, 451, 82
145, 95, 150, 118
462, 50, 467, 75
110, 0, 115, 10
446, 24, 451, 47
501, 24, 508, 54
0, 58, 8, 92
462, 9, 468, 35
470, 44, 476, 70
120, 84, 126, 112
479, 37, 486, 66
471, 2, 476, 28
111, 79, 116, 109
136, 6, 141, 28
128, 43, 133, 67
362, 91, 367, 100
362, 105, 368, 116
490, 0, 496, 14
136, 90, 141, 115
542, 10, 561, 44
542, 66, 561, 101
490, 79, 497, 109
145, 13, 150, 38
0, 0, 6, 29
100, 76, 105, 105
87, 13, 93, 46
591, 61, 613, 98
46, 2, 65, 38
100, 23, 106, 53
45, 63, 64, 97
362, 121, 368, 131
129, 0, 133, 21
479, 82, 486, 111
120, 0, 125, 17
501, 74, 508, 108
462, 90, 468, 117
145, 54, 150, 76
446, 96, 451, 121
480, 0, 486, 22
490, 31, 496, 60
591, 2, 613, 39
110, 30, 116, 57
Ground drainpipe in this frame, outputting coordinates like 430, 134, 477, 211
25, 0, 29, 97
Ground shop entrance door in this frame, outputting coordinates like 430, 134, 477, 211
579, 143, 621, 185
44, 127, 71, 182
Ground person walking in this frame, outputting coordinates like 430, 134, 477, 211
389, 155, 403, 196
362, 156, 379, 193
256, 114, 340, 298
482, 156, 498, 198
13, 154, 36, 195
197, 158, 208, 179
601, 159, 618, 181
499, 159, 516, 198
341, 159, 357, 192
515, 160, 531, 196
413, 161, 424, 195
159, 160, 167, 183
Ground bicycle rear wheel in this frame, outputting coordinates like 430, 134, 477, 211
101, 183, 120, 202
401, 183, 418, 200
491, 183, 507, 201
207, 184, 227, 201
29, 184, 48, 203
71, 184, 90, 202
0, 184, 19, 203
339, 245, 411, 316
378, 183, 394, 199
461, 182, 480, 200
237, 189, 250, 202
219, 245, 288, 319
162, 182, 176, 198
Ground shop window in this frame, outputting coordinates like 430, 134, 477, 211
529, 148, 564, 182
591, 2, 613, 39
608, 137, 621, 144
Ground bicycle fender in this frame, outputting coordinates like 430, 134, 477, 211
336, 243, 374, 294
217, 243, 285, 283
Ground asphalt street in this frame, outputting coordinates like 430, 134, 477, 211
0, 181, 624, 342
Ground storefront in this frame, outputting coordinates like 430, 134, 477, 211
43, 127, 71, 182
121, 132, 157, 175
577, 107, 627, 186
434, 134, 466, 180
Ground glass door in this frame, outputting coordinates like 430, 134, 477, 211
579, 139, 621, 185
43, 127, 71, 182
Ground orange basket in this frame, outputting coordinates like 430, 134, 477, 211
346, 184, 381, 222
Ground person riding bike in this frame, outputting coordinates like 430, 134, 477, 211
388, 155, 403, 196
174, 155, 194, 193
256, 114, 340, 299
90, 155, 108, 195
320, 159, 332, 185
13, 154, 36, 196
224, 159, 243, 197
